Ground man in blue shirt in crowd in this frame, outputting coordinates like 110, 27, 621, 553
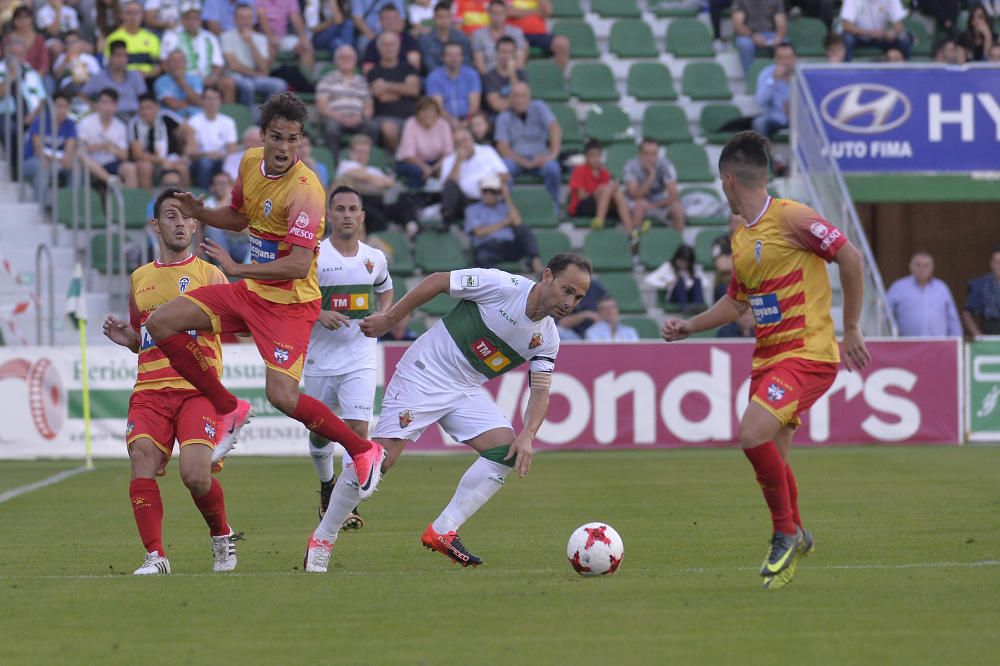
464, 175, 542, 274
426, 42, 481, 124
886, 251, 961, 337
964, 245, 1000, 337
753, 43, 795, 138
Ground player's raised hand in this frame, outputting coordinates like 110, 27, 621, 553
318, 310, 350, 330
503, 434, 534, 478
103, 315, 136, 348
360, 313, 392, 338
173, 191, 206, 220
841, 325, 871, 373
200, 238, 240, 277
661, 318, 692, 342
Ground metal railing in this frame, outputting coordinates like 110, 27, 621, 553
34, 242, 53, 345
2, 54, 25, 200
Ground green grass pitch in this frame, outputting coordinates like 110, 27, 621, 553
2, 447, 1000, 665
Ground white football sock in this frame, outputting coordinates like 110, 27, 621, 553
432, 457, 511, 534
340, 453, 353, 476
309, 433, 336, 484
313, 464, 361, 543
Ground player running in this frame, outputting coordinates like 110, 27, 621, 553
302, 254, 592, 572
103, 187, 241, 575
144, 92, 386, 499
662, 131, 871, 589
303, 186, 393, 528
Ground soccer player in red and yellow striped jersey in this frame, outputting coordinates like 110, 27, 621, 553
143, 92, 386, 500
103, 187, 239, 575
663, 131, 871, 589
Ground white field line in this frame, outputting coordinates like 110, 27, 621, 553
0, 465, 91, 504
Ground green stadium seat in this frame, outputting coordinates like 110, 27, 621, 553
667, 143, 715, 182
414, 231, 467, 273
221, 103, 254, 135
699, 103, 743, 144
570, 63, 619, 102
584, 229, 633, 272
390, 274, 408, 301
57, 188, 106, 228
745, 60, 768, 95
421, 293, 458, 317
534, 229, 571, 265
680, 186, 728, 226
787, 17, 827, 57
408, 316, 428, 336
694, 227, 721, 269
667, 18, 715, 58
120, 187, 152, 229
650, 0, 700, 18
627, 63, 678, 101
584, 104, 633, 144
621, 315, 661, 339
371, 230, 415, 275
550, 0, 583, 18
511, 188, 558, 228
549, 103, 584, 154
525, 61, 569, 102
599, 273, 645, 313
904, 16, 932, 58
642, 105, 693, 145
312, 145, 335, 176
90, 232, 123, 274
590, 0, 640, 19
553, 21, 600, 59
605, 142, 637, 179
682, 62, 732, 100
610, 20, 658, 58
638, 227, 683, 270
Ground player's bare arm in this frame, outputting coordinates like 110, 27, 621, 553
505, 372, 551, 478
175, 191, 249, 232
361, 272, 451, 338
103, 315, 140, 353
662, 296, 747, 341
834, 240, 871, 372
204, 243, 313, 281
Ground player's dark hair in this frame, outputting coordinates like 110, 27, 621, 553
584, 139, 603, 153
153, 187, 185, 220
719, 130, 770, 186
108, 39, 127, 53
434, 1, 452, 13
97, 87, 119, 103
548, 253, 593, 277
496, 35, 517, 50
138, 92, 156, 104
329, 185, 363, 207
52, 90, 71, 104
775, 42, 795, 55
203, 84, 223, 98
259, 92, 308, 134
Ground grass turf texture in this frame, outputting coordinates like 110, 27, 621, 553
2, 447, 1000, 665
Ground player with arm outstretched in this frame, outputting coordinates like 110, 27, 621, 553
662, 131, 871, 590
143, 92, 386, 501
302, 253, 592, 573
103, 187, 241, 575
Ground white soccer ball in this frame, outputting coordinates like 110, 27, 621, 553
566, 522, 624, 576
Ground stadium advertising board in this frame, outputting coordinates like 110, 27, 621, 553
0, 339, 961, 459
966, 338, 1000, 441
801, 65, 1000, 173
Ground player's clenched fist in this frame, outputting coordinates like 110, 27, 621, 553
661, 318, 692, 342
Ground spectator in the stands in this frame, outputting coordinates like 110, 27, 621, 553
257, 0, 315, 73
128, 93, 192, 188
989, 43, 1000, 62
161, 2, 237, 103
469, 110, 493, 145
753, 43, 794, 138
155, 49, 204, 118
557, 278, 606, 340
104, 1, 162, 82
335, 133, 419, 233
394, 95, 453, 188
440, 125, 508, 225
144, 0, 184, 34
471, 0, 527, 74
224, 124, 260, 179
963, 244, 1000, 337
77, 88, 139, 187
221, 4, 288, 107
504, 0, 568, 69
839, 0, 912, 62
785, 0, 836, 30
663, 245, 706, 313
916, 0, 960, 40
567, 139, 638, 235
960, 4, 996, 62
708, 0, 732, 44
884, 47, 906, 62
367, 31, 421, 152
204, 0, 254, 35
6, 7, 50, 77
310, 0, 354, 53
361, 4, 422, 73
83, 40, 147, 117
23, 90, 76, 206
584, 296, 639, 342
351, 0, 405, 53
298, 134, 330, 187
201, 170, 250, 264
456, 0, 490, 36
185, 85, 238, 188
95, 0, 123, 42
495, 81, 561, 212
37, 0, 80, 62
933, 37, 967, 63
426, 41, 481, 125
420, 1, 473, 73
886, 251, 962, 337
465, 175, 542, 274
481, 35, 525, 116
732, 0, 787, 77
623, 137, 685, 231
52, 31, 101, 97
316, 44, 376, 157
408, 0, 434, 32
824, 33, 846, 63
0, 37, 47, 163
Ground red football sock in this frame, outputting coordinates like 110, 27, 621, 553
743, 442, 796, 534
157, 333, 237, 414
192, 477, 229, 536
292, 393, 371, 458
129, 477, 165, 556
785, 463, 802, 528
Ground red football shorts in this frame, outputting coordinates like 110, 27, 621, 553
182, 280, 320, 381
126, 388, 218, 463
748, 357, 839, 428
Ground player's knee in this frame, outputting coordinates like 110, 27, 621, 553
265, 384, 299, 415
738, 426, 770, 450
181, 467, 211, 496
128, 442, 161, 477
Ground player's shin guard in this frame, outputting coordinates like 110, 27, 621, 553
431, 447, 512, 535
313, 464, 362, 543
193, 477, 229, 536
743, 442, 796, 535
309, 432, 336, 483
129, 477, 165, 556
157, 333, 237, 413
785, 463, 802, 529
292, 393, 371, 459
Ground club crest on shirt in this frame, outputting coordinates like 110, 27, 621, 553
178, 276, 190, 293
364, 258, 374, 274
529, 333, 543, 349
204, 420, 216, 439
263, 199, 273, 217
399, 409, 414, 429
462, 274, 479, 288
767, 383, 785, 402
754, 240, 763, 264
273, 346, 289, 364
126, 421, 135, 436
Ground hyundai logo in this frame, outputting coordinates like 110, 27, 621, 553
820, 84, 911, 134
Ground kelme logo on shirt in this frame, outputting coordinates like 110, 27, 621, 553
471, 337, 511, 373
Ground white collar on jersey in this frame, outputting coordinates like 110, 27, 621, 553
745, 195, 772, 228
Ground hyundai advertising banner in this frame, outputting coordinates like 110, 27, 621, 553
801, 65, 1000, 173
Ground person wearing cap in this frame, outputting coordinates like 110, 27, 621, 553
464, 175, 543, 274
161, 1, 237, 103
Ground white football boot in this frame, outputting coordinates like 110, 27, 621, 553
133, 552, 171, 575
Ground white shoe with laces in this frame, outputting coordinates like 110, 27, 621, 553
304, 532, 334, 573
133, 552, 171, 575
211, 528, 239, 572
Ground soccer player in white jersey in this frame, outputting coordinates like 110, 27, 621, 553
303, 186, 393, 529
303, 253, 592, 572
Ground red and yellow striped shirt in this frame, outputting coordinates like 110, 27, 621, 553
128, 255, 226, 392
727, 197, 847, 370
